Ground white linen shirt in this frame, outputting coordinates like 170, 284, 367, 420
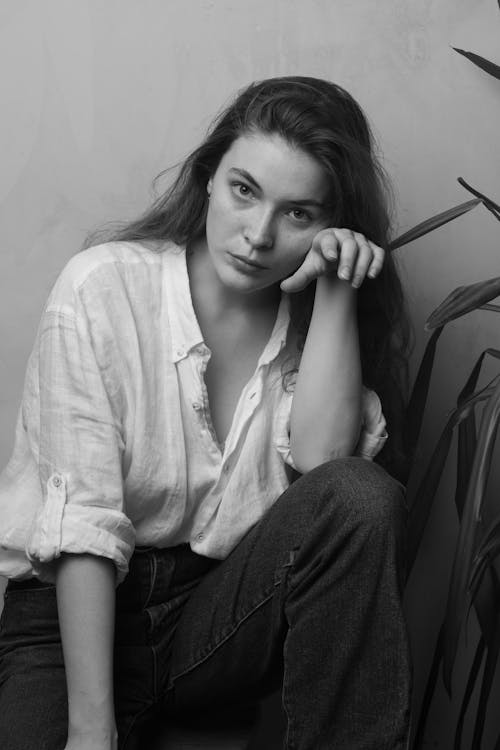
0, 241, 388, 584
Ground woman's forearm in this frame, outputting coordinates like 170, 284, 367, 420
290, 273, 362, 474
56, 553, 117, 744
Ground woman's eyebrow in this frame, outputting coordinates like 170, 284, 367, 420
229, 167, 261, 190
228, 168, 325, 208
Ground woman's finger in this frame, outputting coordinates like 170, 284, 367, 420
316, 232, 340, 264
350, 236, 375, 287
280, 251, 322, 293
336, 237, 359, 282
366, 240, 385, 278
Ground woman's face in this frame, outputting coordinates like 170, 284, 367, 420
204, 131, 331, 294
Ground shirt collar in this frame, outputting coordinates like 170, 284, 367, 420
166, 243, 292, 366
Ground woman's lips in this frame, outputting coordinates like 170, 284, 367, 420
229, 252, 268, 270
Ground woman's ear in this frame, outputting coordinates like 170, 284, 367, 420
207, 178, 213, 197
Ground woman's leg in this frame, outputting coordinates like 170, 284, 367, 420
0, 552, 174, 750
0, 582, 67, 750
160, 457, 412, 750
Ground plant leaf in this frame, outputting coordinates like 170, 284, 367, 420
407, 386, 495, 572
402, 327, 444, 485
455, 360, 481, 518
469, 548, 500, 609
475, 514, 500, 559
471, 626, 500, 749
425, 277, 500, 331
480, 303, 500, 313
470, 568, 500, 658
453, 47, 500, 81
469, 516, 500, 597
388, 198, 481, 251
442, 379, 500, 693
458, 176, 500, 217
413, 625, 445, 750
454, 636, 486, 750
455, 350, 500, 516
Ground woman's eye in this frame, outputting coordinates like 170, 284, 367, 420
231, 182, 252, 198
289, 208, 311, 223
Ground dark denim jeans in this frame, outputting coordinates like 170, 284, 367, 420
0, 457, 412, 750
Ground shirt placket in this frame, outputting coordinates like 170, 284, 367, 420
188, 356, 265, 544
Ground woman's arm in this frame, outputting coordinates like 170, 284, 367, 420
290, 273, 362, 474
282, 227, 386, 474
56, 553, 118, 750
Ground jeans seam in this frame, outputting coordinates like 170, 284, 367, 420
143, 553, 157, 610
167, 582, 280, 688
120, 700, 157, 750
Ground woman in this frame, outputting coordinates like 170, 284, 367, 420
0, 76, 412, 749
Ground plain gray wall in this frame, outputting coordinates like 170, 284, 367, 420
1, 1, 500, 746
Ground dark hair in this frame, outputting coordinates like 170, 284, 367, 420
85, 76, 413, 482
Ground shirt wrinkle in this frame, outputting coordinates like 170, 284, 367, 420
0, 240, 388, 584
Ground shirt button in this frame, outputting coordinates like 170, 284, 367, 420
196, 532, 204, 542
52, 475, 63, 488
176, 348, 185, 358
192, 401, 202, 411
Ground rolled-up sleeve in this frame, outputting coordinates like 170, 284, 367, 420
275, 385, 388, 470
354, 387, 388, 460
274, 389, 297, 470
26, 305, 135, 584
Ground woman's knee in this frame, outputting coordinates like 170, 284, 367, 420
301, 456, 407, 532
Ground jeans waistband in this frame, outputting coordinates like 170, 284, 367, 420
6, 544, 217, 596
7, 578, 52, 591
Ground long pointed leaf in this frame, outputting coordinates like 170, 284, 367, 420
407, 387, 495, 572
457, 350, 500, 406
403, 327, 444, 485
471, 625, 500, 749
466, 556, 500, 638
456, 403, 500, 653
455, 350, 500, 516
453, 47, 500, 81
457, 176, 500, 218
469, 516, 500, 599
454, 636, 486, 750
425, 277, 500, 330
474, 514, 500, 561
469, 548, 500, 610
470, 567, 500, 652
412, 625, 445, 750
455, 401, 476, 517
455, 357, 483, 517
442, 379, 500, 693
480, 303, 500, 313
388, 198, 481, 251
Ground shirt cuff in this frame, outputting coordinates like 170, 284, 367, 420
353, 386, 388, 460
275, 391, 298, 470
26, 472, 135, 585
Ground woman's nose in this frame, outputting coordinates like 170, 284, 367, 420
243, 207, 275, 249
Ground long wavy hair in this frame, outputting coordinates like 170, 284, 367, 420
85, 76, 413, 482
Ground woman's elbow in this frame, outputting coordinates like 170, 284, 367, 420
290, 440, 355, 476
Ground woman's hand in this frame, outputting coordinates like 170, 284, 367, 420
280, 228, 385, 293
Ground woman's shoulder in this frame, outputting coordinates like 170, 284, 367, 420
60, 239, 179, 284
46, 239, 181, 312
